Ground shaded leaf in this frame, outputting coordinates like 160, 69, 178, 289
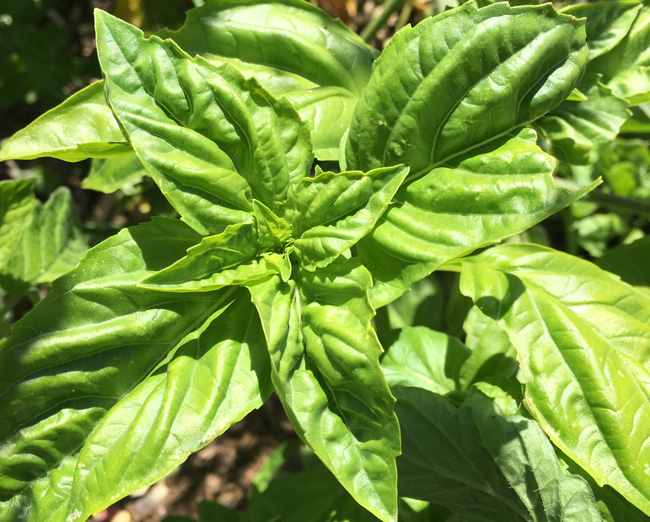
595, 235, 650, 292
394, 387, 602, 522
83, 152, 147, 194
0, 180, 37, 268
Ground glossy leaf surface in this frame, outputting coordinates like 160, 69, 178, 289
248, 259, 400, 522
164, 0, 377, 159
345, 2, 588, 175
562, 1, 642, 62
0, 82, 129, 162
289, 165, 409, 270
590, 5, 650, 104
0, 218, 271, 522
460, 244, 650, 515
536, 78, 630, 165
356, 130, 595, 305
393, 387, 602, 522
96, 11, 311, 234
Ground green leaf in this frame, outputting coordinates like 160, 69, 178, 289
0, 180, 37, 268
243, 461, 380, 522
248, 259, 400, 522
0, 218, 271, 522
458, 305, 518, 388
163, 0, 378, 159
382, 326, 470, 395
562, 1, 642, 62
83, 152, 147, 193
356, 130, 596, 306
344, 1, 588, 175
595, 236, 650, 292
289, 165, 409, 270
252, 200, 293, 249
394, 387, 602, 522
590, 5, 650, 105
0, 82, 130, 162
95, 11, 311, 234
459, 243, 650, 515
140, 223, 277, 292
2, 187, 87, 286
536, 78, 631, 165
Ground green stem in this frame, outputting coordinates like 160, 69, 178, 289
554, 178, 650, 216
361, 0, 406, 43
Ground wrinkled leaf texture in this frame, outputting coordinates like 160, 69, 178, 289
0, 218, 272, 522
460, 244, 650, 516
344, 2, 593, 305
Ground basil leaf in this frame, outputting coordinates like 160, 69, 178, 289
344, 2, 588, 175
393, 387, 602, 522
289, 165, 409, 270
595, 235, 650, 292
2, 187, 87, 287
248, 259, 400, 522
562, 1, 642, 62
0, 180, 37, 268
382, 326, 470, 395
590, 5, 650, 105
460, 243, 650, 515
95, 11, 312, 233
83, 152, 147, 194
459, 306, 518, 388
536, 77, 631, 165
0, 82, 130, 163
164, 0, 377, 159
0, 218, 270, 522
140, 222, 278, 292
356, 130, 595, 306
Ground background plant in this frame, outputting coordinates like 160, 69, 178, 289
1, 1, 650, 521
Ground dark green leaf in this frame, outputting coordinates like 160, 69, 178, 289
595, 235, 650, 292
394, 387, 602, 522
0, 180, 37, 268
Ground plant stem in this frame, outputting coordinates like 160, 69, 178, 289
361, 0, 406, 43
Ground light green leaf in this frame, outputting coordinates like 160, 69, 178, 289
562, 1, 642, 62
0, 218, 271, 522
95, 11, 311, 233
253, 200, 293, 249
83, 152, 147, 193
2, 187, 87, 286
163, 0, 378, 159
0, 82, 130, 162
460, 243, 650, 515
595, 236, 650, 292
248, 259, 400, 522
536, 78, 631, 165
289, 165, 409, 270
140, 223, 276, 292
344, 1, 588, 175
382, 326, 470, 395
0, 180, 37, 268
356, 130, 596, 305
590, 5, 650, 105
394, 386, 602, 522
459, 305, 518, 388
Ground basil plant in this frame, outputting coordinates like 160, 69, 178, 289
1, 0, 650, 521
